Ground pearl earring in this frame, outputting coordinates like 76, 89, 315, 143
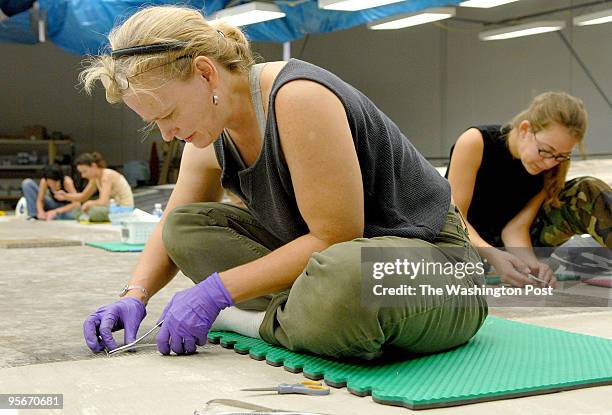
212, 94, 219, 106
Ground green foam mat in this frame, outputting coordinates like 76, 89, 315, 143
208, 316, 612, 410
85, 241, 145, 252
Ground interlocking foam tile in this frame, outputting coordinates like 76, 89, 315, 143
85, 241, 144, 252
208, 316, 612, 410
0, 238, 82, 249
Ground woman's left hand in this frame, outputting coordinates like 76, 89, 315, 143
156, 272, 233, 355
45, 210, 58, 221
527, 261, 557, 288
82, 201, 93, 212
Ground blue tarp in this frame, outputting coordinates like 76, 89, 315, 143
0, 0, 35, 16
0, 8, 37, 44
0, 0, 37, 44
0, 0, 461, 55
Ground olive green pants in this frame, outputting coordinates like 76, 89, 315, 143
162, 202, 488, 359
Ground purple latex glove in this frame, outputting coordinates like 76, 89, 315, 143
156, 272, 233, 355
83, 297, 146, 353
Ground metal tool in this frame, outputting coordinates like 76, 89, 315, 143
194, 398, 333, 414
498, 273, 550, 288
528, 273, 549, 286
106, 319, 164, 356
241, 380, 330, 396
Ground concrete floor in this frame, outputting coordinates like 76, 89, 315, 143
1, 156, 611, 414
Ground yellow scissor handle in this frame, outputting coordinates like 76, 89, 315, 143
300, 380, 323, 386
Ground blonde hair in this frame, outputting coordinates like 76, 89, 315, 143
79, 5, 255, 103
508, 92, 588, 207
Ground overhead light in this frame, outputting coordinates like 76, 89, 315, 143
460, 0, 520, 8
213, 2, 285, 27
319, 0, 404, 12
573, 9, 612, 26
368, 7, 455, 30
479, 20, 565, 40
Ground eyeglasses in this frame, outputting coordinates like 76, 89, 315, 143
100, 55, 190, 92
532, 131, 571, 162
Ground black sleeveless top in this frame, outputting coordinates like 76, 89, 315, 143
48, 177, 69, 205
446, 125, 544, 246
214, 59, 451, 244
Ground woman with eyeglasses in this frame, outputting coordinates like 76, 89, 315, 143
446, 92, 611, 288
79, 6, 487, 358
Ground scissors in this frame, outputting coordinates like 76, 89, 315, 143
106, 319, 164, 356
241, 380, 330, 396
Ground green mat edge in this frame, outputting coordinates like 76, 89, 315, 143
208, 316, 612, 410
371, 378, 612, 410
84, 241, 145, 252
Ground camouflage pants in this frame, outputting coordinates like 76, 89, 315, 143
75, 206, 109, 222
531, 176, 611, 248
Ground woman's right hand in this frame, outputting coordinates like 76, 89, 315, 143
486, 249, 534, 287
83, 297, 146, 353
36, 211, 47, 220
54, 190, 67, 201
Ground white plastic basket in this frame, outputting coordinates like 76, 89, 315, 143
120, 219, 159, 245
108, 207, 135, 226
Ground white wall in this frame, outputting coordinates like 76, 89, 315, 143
0, 1, 610, 166
444, 16, 612, 156
0, 41, 148, 166
285, 2, 612, 157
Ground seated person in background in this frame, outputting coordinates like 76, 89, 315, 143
21, 164, 80, 220
55, 152, 134, 222
447, 91, 611, 288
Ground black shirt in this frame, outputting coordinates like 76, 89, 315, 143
447, 125, 543, 246
214, 59, 451, 244
47, 177, 69, 206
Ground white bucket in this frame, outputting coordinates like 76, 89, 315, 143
15, 197, 28, 218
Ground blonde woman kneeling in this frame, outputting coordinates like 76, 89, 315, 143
80, 6, 487, 358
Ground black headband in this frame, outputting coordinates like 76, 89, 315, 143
111, 41, 188, 58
